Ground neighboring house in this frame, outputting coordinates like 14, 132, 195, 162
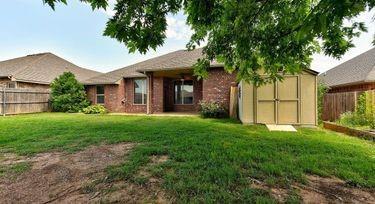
0, 53, 101, 90
319, 47, 375, 93
84, 48, 236, 114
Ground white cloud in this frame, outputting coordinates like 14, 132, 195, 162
96, 0, 116, 16
311, 10, 375, 73
166, 16, 193, 40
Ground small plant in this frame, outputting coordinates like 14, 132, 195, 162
338, 112, 358, 127
199, 101, 228, 118
82, 105, 107, 114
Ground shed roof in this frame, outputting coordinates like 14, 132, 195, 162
0, 53, 101, 84
319, 47, 375, 87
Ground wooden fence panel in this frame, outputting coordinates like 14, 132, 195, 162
322, 91, 358, 121
1, 88, 50, 115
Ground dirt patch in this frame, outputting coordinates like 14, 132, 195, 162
250, 175, 375, 203
0, 143, 136, 203
296, 175, 375, 204
250, 178, 290, 203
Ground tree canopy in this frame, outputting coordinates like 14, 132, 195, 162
43, 0, 375, 85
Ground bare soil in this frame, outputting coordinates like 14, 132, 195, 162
251, 175, 375, 203
0, 143, 169, 204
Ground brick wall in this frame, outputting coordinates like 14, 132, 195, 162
124, 78, 147, 113
152, 76, 164, 113
85, 85, 96, 104
104, 82, 125, 112
85, 79, 126, 113
202, 67, 237, 110
162, 76, 202, 112
329, 82, 375, 93
84, 68, 235, 113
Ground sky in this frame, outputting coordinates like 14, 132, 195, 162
0, 0, 374, 74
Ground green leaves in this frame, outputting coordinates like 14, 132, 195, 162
44, 0, 375, 84
50, 72, 90, 112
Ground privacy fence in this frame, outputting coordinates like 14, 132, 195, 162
322, 90, 375, 121
0, 88, 50, 116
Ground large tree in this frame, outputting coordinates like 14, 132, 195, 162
43, 0, 375, 85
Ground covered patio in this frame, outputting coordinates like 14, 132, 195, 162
144, 69, 203, 114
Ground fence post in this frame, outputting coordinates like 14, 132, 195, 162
2, 86, 5, 116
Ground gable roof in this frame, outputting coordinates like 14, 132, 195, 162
84, 48, 222, 85
0, 53, 101, 84
319, 47, 375, 87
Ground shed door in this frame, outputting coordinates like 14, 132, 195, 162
256, 82, 276, 124
277, 76, 299, 124
256, 76, 299, 124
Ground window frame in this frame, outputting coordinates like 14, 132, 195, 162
174, 80, 194, 105
96, 85, 105, 104
133, 78, 147, 105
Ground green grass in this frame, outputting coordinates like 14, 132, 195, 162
0, 113, 374, 202
0, 162, 31, 178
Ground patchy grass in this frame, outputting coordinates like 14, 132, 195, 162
0, 113, 374, 202
0, 162, 31, 178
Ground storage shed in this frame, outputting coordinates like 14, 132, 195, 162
239, 69, 318, 125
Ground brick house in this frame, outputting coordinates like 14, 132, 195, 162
319, 47, 375, 93
84, 49, 236, 114
0, 53, 101, 90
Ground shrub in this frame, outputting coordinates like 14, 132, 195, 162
317, 83, 329, 124
82, 105, 107, 114
199, 101, 228, 118
338, 112, 358, 127
338, 111, 375, 129
51, 72, 90, 112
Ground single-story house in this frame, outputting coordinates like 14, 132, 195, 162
319, 47, 375, 93
84, 48, 236, 114
0, 52, 101, 90
84, 48, 319, 125
239, 70, 318, 125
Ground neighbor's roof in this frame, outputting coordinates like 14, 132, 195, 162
0, 53, 101, 84
319, 47, 375, 87
84, 48, 222, 85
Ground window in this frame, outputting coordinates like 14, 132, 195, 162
174, 80, 193, 104
96, 85, 105, 104
6, 82, 16, 88
134, 79, 147, 104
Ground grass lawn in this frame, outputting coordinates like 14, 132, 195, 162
0, 113, 374, 202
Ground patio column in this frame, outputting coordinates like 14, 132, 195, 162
146, 72, 153, 114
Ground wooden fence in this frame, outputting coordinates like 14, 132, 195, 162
322, 91, 358, 121
0, 88, 50, 116
322, 90, 375, 121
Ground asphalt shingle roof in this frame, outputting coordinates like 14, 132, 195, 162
0, 53, 101, 84
319, 47, 375, 87
84, 48, 222, 85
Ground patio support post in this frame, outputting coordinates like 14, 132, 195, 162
146, 72, 152, 114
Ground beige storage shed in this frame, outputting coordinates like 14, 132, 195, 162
239, 69, 318, 125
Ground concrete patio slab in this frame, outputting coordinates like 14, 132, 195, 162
266, 124, 297, 132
